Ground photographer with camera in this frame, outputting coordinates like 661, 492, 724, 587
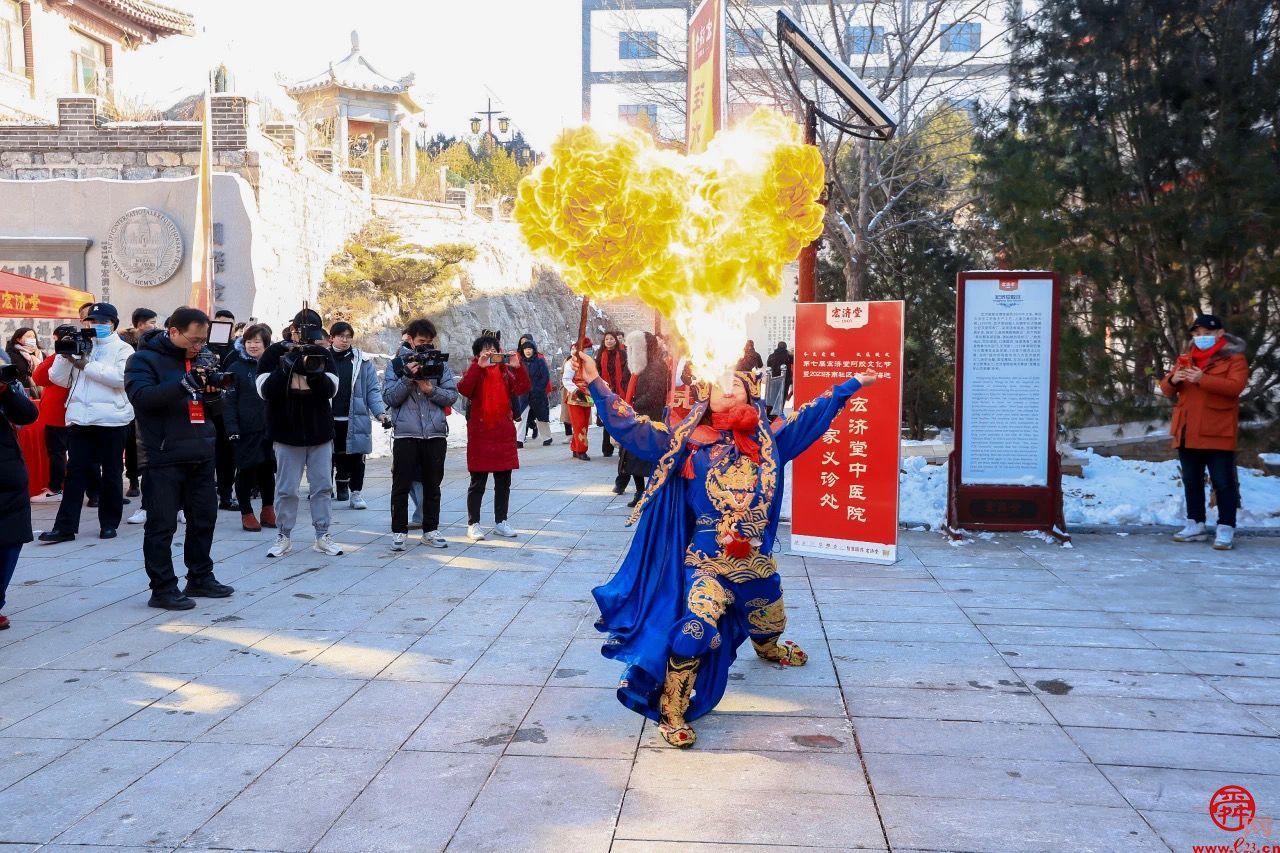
384, 318, 457, 550
0, 362, 39, 629
125, 307, 234, 609
31, 324, 78, 502
38, 302, 133, 543
257, 308, 344, 558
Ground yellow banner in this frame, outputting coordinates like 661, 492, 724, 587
686, 0, 724, 154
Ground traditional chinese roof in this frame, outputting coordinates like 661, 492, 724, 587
286, 31, 420, 112
52, 0, 195, 42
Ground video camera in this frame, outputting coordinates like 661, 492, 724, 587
189, 350, 235, 392
401, 346, 450, 382
0, 363, 19, 385
54, 329, 94, 358
281, 304, 331, 376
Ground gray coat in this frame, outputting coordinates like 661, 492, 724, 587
338, 348, 388, 455
382, 344, 459, 439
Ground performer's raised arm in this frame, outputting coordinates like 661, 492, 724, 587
773, 373, 877, 463
576, 351, 673, 463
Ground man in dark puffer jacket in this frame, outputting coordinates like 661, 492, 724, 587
125, 306, 234, 610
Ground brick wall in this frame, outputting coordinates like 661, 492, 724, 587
0, 95, 253, 181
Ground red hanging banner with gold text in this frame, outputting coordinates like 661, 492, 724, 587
686, 0, 725, 154
790, 301, 904, 564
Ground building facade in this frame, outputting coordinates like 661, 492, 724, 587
581, 0, 1022, 140
0, 0, 193, 121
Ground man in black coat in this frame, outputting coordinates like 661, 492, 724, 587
0, 372, 38, 630
125, 306, 234, 610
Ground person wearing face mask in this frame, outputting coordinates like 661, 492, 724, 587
4, 328, 42, 399
575, 349, 876, 748
31, 325, 79, 501
125, 306, 234, 609
38, 302, 134, 544
1160, 314, 1249, 551
224, 324, 276, 532
328, 322, 387, 510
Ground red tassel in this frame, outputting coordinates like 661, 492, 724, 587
681, 453, 697, 479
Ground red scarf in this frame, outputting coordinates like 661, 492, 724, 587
474, 364, 510, 428
1190, 337, 1226, 368
682, 404, 761, 478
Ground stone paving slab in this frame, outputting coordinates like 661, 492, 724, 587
1, 449, 1278, 850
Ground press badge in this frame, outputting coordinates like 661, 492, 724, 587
188, 398, 206, 424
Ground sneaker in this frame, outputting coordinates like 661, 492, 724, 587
184, 576, 234, 598
314, 534, 344, 556
1172, 520, 1208, 542
31, 489, 61, 503
218, 497, 240, 512
267, 534, 292, 558
148, 590, 195, 611
390, 532, 407, 551
493, 521, 518, 538
127, 508, 147, 525
467, 523, 487, 541
422, 530, 449, 549
349, 491, 367, 510
1213, 524, 1235, 551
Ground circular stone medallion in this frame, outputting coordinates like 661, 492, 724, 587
107, 207, 183, 287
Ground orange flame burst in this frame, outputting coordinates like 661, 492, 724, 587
515, 109, 825, 384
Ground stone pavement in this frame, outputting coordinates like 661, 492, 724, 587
1, 446, 1278, 853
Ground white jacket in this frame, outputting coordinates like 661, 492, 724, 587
49, 333, 134, 427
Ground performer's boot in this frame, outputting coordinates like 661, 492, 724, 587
752, 634, 808, 667
658, 654, 699, 748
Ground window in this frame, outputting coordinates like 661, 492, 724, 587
1, 1, 24, 76
847, 25, 885, 56
619, 30, 659, 60
728, 26, 764, 57
619, 104, 658, 129
70, 30, 107, 95
941, 22, 980, 53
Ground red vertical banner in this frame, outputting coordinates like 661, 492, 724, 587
790, 301, 904, 564
686, 0, 725, 154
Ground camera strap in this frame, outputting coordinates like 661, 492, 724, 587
185, 358, 205, 424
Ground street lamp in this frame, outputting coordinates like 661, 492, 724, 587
470, 117, 482, 134
498, 116, 510, 134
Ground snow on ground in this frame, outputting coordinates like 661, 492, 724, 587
897, 449, 1280, 529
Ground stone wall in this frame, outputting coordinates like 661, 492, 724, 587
0, 96, 256, 182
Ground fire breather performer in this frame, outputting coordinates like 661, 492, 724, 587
574, 352, 876, 747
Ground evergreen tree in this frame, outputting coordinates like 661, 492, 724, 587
977, 0, 1280, 424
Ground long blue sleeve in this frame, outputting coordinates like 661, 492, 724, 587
772, 376, 863, 464
588, 378, 673, 464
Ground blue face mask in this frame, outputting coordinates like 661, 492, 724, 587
92, 324, 112, 340
1193, 335, 1217, 350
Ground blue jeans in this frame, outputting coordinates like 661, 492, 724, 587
0, 543, 22, 612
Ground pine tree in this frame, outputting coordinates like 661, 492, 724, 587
976, 0, 1280, 424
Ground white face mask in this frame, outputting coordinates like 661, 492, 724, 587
1193, 335, 1218, 350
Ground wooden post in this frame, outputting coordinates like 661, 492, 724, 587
797, 102, 819, 304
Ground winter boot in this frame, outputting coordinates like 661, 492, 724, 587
260, 506, 277, 528
241, 512, 261, 532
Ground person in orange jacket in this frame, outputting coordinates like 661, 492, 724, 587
1159, 314, 1249, 550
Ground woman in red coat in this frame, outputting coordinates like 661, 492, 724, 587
457, 334, 531, 542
